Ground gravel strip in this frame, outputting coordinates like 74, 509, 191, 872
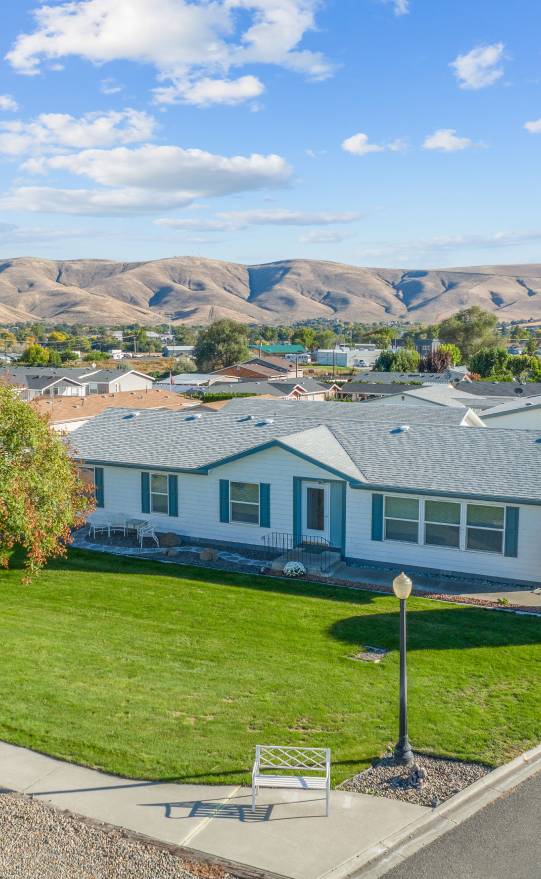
0, 791, 235, 879
339, 750, 491, 808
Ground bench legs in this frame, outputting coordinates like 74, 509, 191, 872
252, 784, 257, 813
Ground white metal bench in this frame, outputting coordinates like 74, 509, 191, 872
252, 745, 331, 816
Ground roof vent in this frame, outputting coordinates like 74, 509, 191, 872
185, 413, 202, 421
124, 411, 140, 420
390, 424, 410, 435
239, 415, 255, 421
256, 418, 274, 426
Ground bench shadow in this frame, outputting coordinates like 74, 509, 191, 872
142, 799, 274, 822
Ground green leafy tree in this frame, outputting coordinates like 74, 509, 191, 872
48, 349, 62, 367
507, 354, 541, 381
0, 386, 92, 579
291, 327, 316, 350
438, 307, 498, 360
0, 330, 17, 351
362, 327, 397, 349
193, 319, 250, 371
525, 336, 538, 356
468, 347, 510, 378
374, 348, 421, 372
439, 343, 462, 365
313, 329, 336, 350
20, 343, 50, 366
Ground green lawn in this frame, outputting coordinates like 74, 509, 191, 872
1, 549, 540, 786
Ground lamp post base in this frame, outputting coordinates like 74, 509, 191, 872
394, 738, 414, 765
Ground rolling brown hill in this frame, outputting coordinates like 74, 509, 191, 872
1, 256, 541, 325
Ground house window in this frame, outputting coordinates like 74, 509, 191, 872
79, 466, 95, 488
150, 474, 169, 514
230, 482, 260, 524
466, 504, 505, 553
384, 496, 419, 543
425, 500, 461, 548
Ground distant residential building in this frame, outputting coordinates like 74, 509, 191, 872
316, 345, 382, 368
249, 344, 306, 356
163, 345, 195, 358
215, 355, 301, 381
0, 366, 154, 399
394, 337, 441, 357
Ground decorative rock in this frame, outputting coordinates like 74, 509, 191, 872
159, 533, 183, 548
200, 547, 218, 562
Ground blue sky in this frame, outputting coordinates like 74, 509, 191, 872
0, 0, 540, 268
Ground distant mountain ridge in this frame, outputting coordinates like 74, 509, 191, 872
1, 256, 541, 325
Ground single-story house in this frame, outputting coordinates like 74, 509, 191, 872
0, 366, 154, 398
195, 378, 335, 401
335, 382, 422, 401
214, 355, 302, 381
480, 395, 541, 430
72, 408, 541, 586
33, 389, 198, 433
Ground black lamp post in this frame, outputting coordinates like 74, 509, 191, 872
392, 572, 414, 765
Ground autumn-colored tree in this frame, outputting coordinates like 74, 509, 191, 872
0, 386, 92, 579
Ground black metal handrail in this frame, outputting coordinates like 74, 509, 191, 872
262, 531, 334, 574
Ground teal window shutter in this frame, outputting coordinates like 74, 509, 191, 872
371, 493, 384, 541
260, 483, 270, 528
293, 477, 302, 543
219, 480, 230, 522
94, 467, 104, 508
504, 506, 519, 557
141, 472, 150, 514
168, 475, 179, 517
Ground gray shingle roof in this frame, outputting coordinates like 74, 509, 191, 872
220, 397, 475, 425
70, 407, 541, 503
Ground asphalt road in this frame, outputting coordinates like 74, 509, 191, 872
383, 770, 541, 879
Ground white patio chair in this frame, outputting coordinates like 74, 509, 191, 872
138, 522, 159, 548
89, 519, 110, 540
108, 513, 127, 537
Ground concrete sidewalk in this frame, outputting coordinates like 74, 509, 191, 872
0, 741, 428, 879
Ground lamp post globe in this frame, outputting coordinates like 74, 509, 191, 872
393, 572, 414, 766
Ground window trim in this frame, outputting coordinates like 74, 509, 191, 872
229, 481, 261, 526
382, 494, 508, 556
149, 472, 170, 515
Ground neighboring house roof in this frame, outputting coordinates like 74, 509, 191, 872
25, 375, 84, 392
69, 408, 541, 503
270, 378, 329, 394
81, 368, 153, 383
219, 397, 483, 426
464, 382, 541, 398
480, 395, 541, 418
32, 389, 197, 424
388, 385, 486, 409
250, 344, 305, 354
198, 381, 288, 397
340, 382, 421, 395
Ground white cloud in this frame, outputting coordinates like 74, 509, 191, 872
388, 138, 408, 152
6, 144, 292, 215
25, 144, 292, 196
100, 78, 123, 95
450, 43, 505, 90
0, 220, 95, 243
524, 118, 541, 134
0, 95, 19, 112
341, 132, 385, 156
6, 0, 333, 105
155, 208, 361, 230
0, 108, 155, 156
0, 186, 197, 215
156, 75, 264, 106
394, 0, 410, 14
358, 230, 541, 263
422, 128, 474, 152
300, 229, 352, 244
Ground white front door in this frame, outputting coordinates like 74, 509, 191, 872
303, 481, 330, 541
